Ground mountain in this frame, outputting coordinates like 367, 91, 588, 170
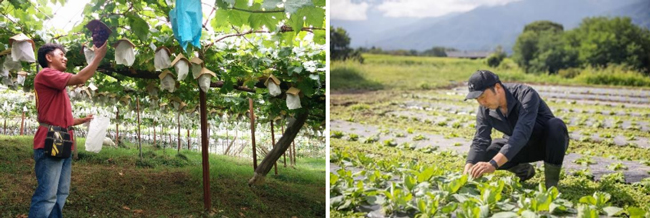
367, 0, 648, 52
331, 10, 461, 48
331, 10, 420, 48
602, 0, 650, 30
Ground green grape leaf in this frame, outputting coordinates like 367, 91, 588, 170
313, 30, 325, 44
312, 0, 324, 7
235, 0, 248, 8
128, 14, 149, 41
228, 10, 250, 27
211, 9, 230, 29
262, 0, 283, 10
249, 13, 279, 30
304, 7, 324, 28
288, 9, 305, 32
284, 0, 313, 14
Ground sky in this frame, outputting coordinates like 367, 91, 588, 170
331, 0, 521, 20
43, 0, 91, 32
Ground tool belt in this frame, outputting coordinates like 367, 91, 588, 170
40, 123, 74, 158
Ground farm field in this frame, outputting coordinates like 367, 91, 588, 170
330, 56, 650, 217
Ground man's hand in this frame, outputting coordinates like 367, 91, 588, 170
463, 163, 474, 175
68, 40, 108, 86
93, 41, 108, 60
468, 162, 496, 178
74, 114, 94, 126
83, 114, 94, 123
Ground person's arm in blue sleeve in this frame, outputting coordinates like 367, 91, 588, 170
499, 88, 540, 161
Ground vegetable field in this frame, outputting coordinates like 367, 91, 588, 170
330, 84, 650, 217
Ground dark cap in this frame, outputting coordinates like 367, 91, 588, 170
465, 70, 500, 100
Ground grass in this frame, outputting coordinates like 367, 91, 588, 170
331, 54, 650, 92
0, 135, 325, 217
330, 64, 383, 91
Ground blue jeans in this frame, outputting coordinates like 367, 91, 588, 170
29, 149, 72, 218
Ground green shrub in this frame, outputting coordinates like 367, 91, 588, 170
136, 159, 157, 168
330, 64, 383, 91
350, 104, 370, 111
347, 134, 359, 141
487, 54, 504, 67
330, 131, 344, 139
574, 66, 650, 87
558, 68, 581, 78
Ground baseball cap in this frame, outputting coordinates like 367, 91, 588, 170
464, 70, 500, 100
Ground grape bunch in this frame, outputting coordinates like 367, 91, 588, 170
92, 26, 109, 48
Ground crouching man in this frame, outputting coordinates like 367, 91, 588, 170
462, 70, 569, 188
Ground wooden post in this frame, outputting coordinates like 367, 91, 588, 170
137, 96, 142, 159
223, 129, 228, 155
200, 86, 211, 212
207, 123, 210, 153
271, 121, 277, 175
177, 111, 181, 153
292, 140, 297, 166
225, 129, 228, 155
187, 129, 191, 150
20, 111, 25, 135
161, 124, 164, 150
116, 107, 119, 147
153, 120, 156, 147
249, 98, 257, 170
282, 124, 286, 167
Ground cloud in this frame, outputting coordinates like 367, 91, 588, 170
331, 0, 371, 20
375, 0, 521, 18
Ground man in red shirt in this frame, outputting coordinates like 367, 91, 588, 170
29, 42, 107, 218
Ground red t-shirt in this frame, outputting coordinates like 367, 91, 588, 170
33, 68, 74, 150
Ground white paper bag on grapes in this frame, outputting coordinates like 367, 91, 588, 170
9, 34, 36, 63
3, 56, 22, 71
198, 75, 211, 92
11, 42, 36, 63
286, 87, 302, 110
114, 39, 135, 66
176, 60, 189, 81
265, 74, 281, 97
197, 68, 216, 93
83, 45, 95, 64
190, 57, 203, 79
159, 70, 176, 93
171, 54, 190, 81
16, 71, 27, 86
268, 82, 281, 96
154, 47, 172, 71
69, 89, 77, 98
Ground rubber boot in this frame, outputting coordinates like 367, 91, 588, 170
506, 163, 535, 182
544, 163, 562, 189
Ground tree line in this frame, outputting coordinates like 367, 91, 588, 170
331, 16, 650, 75
513, 17, 650, 75
330, 26, 462, 63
